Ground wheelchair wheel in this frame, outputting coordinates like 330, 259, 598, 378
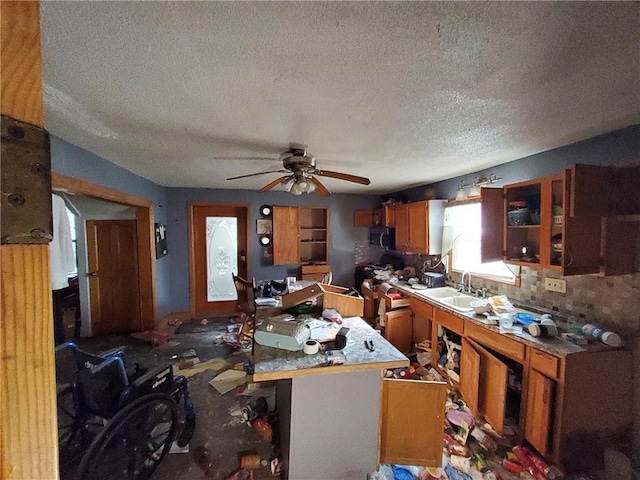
76, 393, 178, 480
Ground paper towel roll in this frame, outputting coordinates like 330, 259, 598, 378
303, 340, 319, 355
379, 282, 397, 295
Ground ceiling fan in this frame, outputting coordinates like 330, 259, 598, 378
226, 145, 370, 196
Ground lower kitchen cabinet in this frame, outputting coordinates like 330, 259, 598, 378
361, 282, 378, 322
379, 378, 447, 467
525, 369, 555, 456
384, 308, 413, 354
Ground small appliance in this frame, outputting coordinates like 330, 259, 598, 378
421, 272, 445, 288
369, 226, 395, 250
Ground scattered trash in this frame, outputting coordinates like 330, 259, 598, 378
130, 329, 169, 345
243, 358, 254, 374
240, 454, 261, 470
251, 417, 273, 442
209, 369, 247, 395
193, 445, 216, 477
200, 318, 209, 326
270, 457, 283, 476
169, 440, 189, 454
177, 357, 227, 378
179, 357, 201, 369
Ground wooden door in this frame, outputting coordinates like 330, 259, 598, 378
191, 204, 248, 316
272, 206, 300, 265
480, 187, 504, 263
468, 338, 508, 436
379, 379, 447, 467
408, 202, 428, 253
384, 205, 395, 227
361, 283, 377, 321
385, 308, 413, 354
395, 204, 410, 250
87, 220, 141, 334
525, 369, 555, 456
460, 339, 480, 417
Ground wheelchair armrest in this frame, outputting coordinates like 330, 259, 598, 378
118, 364, 174, 408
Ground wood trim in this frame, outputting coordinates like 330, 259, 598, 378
1, 1, 44, 126
52, 172, 152, 207
1, 3, 58, 478
52, 173, 156, 330
187, 202, 251, 315
1, 246, 59, 479
252, 358, 409, 382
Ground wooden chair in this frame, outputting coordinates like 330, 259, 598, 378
232, 275, 257, 353
321, 271, 333, 285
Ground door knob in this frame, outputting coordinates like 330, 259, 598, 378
87, 271, 98, 277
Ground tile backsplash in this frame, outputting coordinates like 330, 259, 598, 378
448, 267, 640, 337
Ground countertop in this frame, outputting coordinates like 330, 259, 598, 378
252, 316, 408, 382
389, 282, 612, 358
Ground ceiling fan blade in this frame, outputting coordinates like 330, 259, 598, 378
310, 176, 330, 196
315, 169, 371, 185
227, 170, 287, 181
260, 176, 291, 192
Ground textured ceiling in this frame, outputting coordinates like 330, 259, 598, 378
40, 2, 639, 194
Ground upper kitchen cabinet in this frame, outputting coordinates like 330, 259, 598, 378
395, 200, 446, 254
481, 163, 639, 276
273, 206, 300, 265
383, 205, 395, 227
353, 210, 374, 227
273, 206, 329, 266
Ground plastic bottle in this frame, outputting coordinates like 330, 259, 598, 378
193, 445, 215, 477
240, 454, 261, 470
582, 324, 622, 347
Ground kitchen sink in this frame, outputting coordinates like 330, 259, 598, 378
412, 286, 476, 313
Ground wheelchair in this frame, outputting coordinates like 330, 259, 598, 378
55, 342, 196, 480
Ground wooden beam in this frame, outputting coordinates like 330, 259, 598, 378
1, 2, 59, 478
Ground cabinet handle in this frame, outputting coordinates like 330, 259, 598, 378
543, 383, 551, 405
380, 233, 385, 248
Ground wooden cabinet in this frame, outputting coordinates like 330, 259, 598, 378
383, 205, 395, 227
393, 200, 446, 254
384, 308, 413, 354
300, 264, 330, 282
379, 378, 447, 467
273, 206, 328, 268
361, 282, 378, 322
272, 206, 300, 265
482, 163, 640, 276
525, 369, 555, 456
353, 210, 373, 227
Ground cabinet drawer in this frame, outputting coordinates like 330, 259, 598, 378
300, 264, 330, 274
384, 293, 410, 310
433, 308, 464, 336
410, 297, 433, 320
530, 348, 559, 379
465, 322, 526, 362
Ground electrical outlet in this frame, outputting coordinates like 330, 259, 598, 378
544, 278, 566, 293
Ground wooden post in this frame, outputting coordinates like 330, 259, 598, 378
1, 2, 59, 479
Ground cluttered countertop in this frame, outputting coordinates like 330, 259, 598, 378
384, 281, 619, 359
252, 316, 408, 382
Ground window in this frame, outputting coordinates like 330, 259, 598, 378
443, 202, 518, 285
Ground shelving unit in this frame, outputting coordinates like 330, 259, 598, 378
299, 207, 328, 264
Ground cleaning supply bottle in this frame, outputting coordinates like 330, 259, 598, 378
582, 324, 622, 347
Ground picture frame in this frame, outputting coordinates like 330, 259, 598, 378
154, 223, 168, 258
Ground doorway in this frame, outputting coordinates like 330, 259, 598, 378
52, 173, 156, 333
189, 203, 249, 316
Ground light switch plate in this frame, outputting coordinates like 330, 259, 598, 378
544, 278, 567, 293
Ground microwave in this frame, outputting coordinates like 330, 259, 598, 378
369, 226, 395, 250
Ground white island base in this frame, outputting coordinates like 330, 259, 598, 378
276, 369, 382, 480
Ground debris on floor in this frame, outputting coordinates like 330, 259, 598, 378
130, 329, 169, 345
209, 369, 247, 395
176, 357, 227, 378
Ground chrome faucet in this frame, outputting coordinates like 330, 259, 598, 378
460, 271, 471, 293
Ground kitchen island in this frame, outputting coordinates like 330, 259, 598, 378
253, 316, 408, 480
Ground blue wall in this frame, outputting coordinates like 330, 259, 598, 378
396, 124, 640, 201
51, 136, 173, 318
166, 188, 381, 313
51, 136, 381, 316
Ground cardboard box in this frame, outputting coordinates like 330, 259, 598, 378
282, 283, 364, 317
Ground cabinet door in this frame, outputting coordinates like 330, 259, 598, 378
460, 339, 480, 417
361, 283, 378, 321
384, 205, 396, 227
385, 308, 413, 354
480, 187, 504, 263
272, 206, 299, 265
354, 210, 373, 227
408, 202, 428, 253
395, 204, 410, 250
525, 369, 555, 456
468, 338, 508, 436
380, 379, 447, 467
